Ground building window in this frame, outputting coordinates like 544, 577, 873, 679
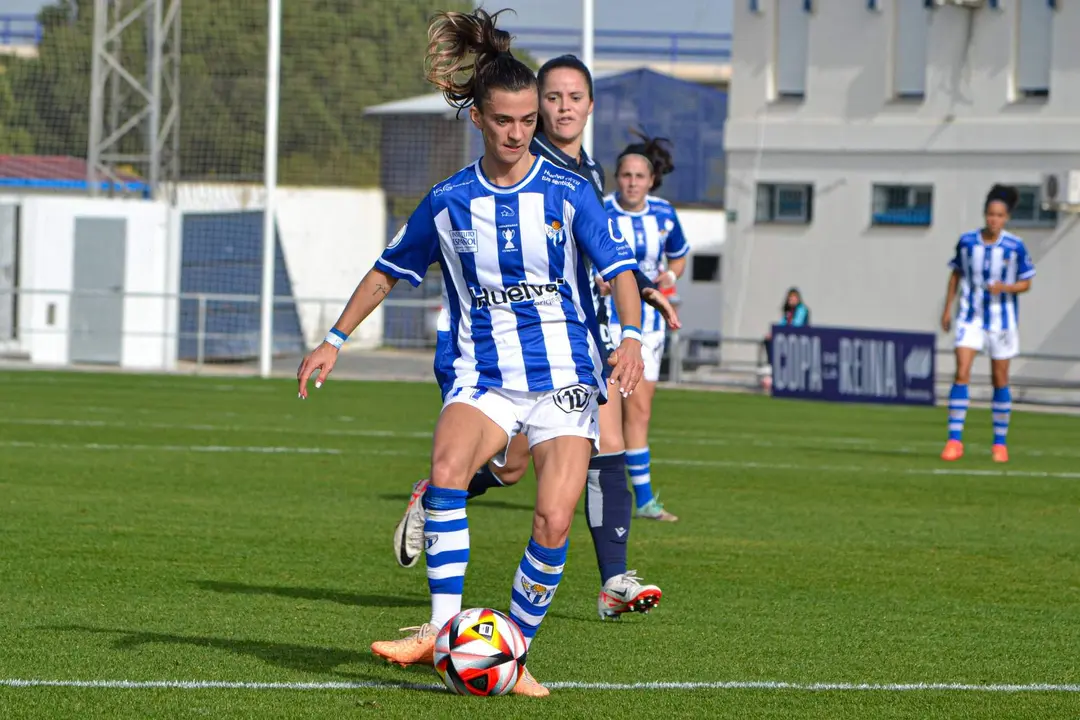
872, 184, 933, 226
1010, 185, 1057, 227
691, 254, 721, 283
893, 1, 929, 98
1016, 1, 1053, 98
756, 183, 813, 224
775, 0, 810, 99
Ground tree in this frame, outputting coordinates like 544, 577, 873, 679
4, 0, 473, 186
0, 66, 35, 154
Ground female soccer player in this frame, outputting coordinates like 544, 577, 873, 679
940, 184, 1035, 463
598, 133, 689, 522
297, 9, 645, 696
394, 54, 673, 620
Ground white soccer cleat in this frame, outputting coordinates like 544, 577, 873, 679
393, 478, 429, 568
597, 570, 662, 619
636, 495, 678, 522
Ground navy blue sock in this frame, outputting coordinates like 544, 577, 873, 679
992, 386, 1011, 446
466, 465, 505, 500
584, 452, 632, 584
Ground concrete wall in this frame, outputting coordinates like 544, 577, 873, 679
724, 1, 1080, 382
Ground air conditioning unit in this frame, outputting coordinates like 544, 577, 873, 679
932, 0, 985, 7
1042, 171, 1080, 207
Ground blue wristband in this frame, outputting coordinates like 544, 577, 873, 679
325, 327, 348, 349
621, 325, 642, 343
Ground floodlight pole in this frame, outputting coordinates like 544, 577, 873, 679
258, 0, 282, 379
581, 0, 595, 156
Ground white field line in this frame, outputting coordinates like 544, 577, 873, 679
652, 457, 1080, 480
1, 678, 1078, 693
2, 416, 1080, 460
2, 439, 1079, 480
0, 441, 413, 457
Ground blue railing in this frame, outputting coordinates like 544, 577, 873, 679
0, 14, 42, 45
506, 27, 731, 63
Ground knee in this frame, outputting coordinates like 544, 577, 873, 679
429, 453, 471, 490
532, 506, 575, 548
953, 360, 972, 385
631, 404, 652, 429
599, 427, 624, 455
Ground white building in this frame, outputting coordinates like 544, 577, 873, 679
723, 0, 1080, 384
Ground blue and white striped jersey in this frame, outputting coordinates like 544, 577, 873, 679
603, 194, 690, 332
949, 230, 1036, 332
378, 156, 638, 397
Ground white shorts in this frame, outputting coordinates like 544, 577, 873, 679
442, 384, 601, 466
955, 321, 1019, 361
608, 323, 666, 382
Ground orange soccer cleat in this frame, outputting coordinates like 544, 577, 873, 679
511, 666, 550, 697
991, 444, 1009, 463
371, 624, 437, 667
940, 440, 964, 462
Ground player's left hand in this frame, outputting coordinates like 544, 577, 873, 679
607, 338, 644, 397
987, 281, 1005, 295
641, 287, 682, 330
296, 343, 339, 399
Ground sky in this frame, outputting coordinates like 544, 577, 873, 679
479, 0, 732, 34
3, 0, 733, 34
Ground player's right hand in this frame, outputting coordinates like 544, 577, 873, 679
297, 343, 339, 399
608, 338, 644, 398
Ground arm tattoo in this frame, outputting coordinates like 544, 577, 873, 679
372, 283, 390, 298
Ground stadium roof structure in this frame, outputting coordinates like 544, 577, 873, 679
0, 155, 150, 195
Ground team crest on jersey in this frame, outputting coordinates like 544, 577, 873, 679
450, 230, 477, 253
545, 220, 566, 245
659, 218, 674, 238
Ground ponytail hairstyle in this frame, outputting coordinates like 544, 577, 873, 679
984, 183, 1019, 213
616, 129, 676, 191
425, 8, 536, 115
536, 54, 595, 136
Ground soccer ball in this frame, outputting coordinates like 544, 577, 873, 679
434, 607, 528, 696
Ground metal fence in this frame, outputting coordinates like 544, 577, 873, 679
4, 287, 1080, 408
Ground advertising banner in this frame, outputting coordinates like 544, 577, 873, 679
770, 325, 936, 406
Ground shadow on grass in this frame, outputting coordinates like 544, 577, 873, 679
40, 624, 379, 676
193, 580, 428, 608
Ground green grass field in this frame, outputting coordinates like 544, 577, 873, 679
1, 370, 1078, 719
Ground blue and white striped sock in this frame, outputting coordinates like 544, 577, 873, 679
423, 485, 470, 629
992, 386, 1012, 446
625, 446, 654, 508
947, 384, 969, 442
509, 537, 567, 649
